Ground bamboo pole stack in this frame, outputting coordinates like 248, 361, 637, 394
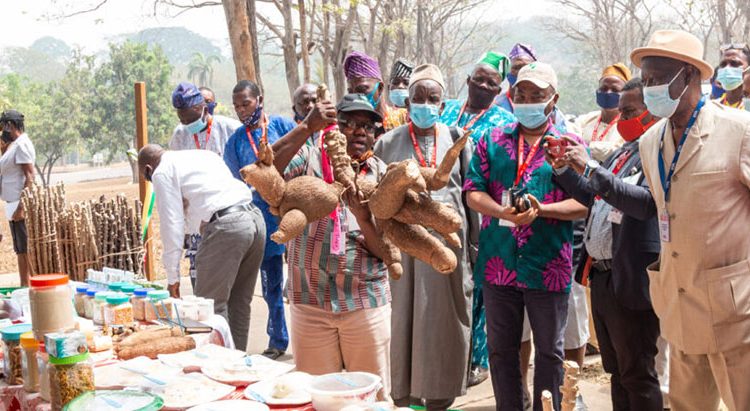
21, 184, 144, 278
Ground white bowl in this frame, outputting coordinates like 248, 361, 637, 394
307, 372, 381, 411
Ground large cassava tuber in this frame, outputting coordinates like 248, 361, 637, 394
240, 139, 344, 244
377, 218, 458, 274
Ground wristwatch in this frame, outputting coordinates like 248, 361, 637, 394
583, 159, 599, 179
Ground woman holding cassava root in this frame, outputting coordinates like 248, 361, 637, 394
266, 93, 393, 401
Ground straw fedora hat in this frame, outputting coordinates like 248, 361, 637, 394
631, 30, 714, 80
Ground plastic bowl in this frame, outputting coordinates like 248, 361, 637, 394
307, 372, 381, 411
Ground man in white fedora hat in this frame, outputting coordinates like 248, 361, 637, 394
631, 29, 750, 411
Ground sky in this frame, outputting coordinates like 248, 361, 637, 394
0, 0, 554, 52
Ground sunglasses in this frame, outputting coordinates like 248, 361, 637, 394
720, 43, 750, 52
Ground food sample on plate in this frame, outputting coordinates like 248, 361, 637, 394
244, 372, 313, 405
157, 344, 246, 371
141, 373, 235, 409
201, 354, 295, 386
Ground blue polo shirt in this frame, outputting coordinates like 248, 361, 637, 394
224, 114, 296, 258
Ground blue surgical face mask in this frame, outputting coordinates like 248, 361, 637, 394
716, 66, 745, 91
243, 104, 263, 128
365, 83, 381, 108
185, 108, 207, 134
744, 97, 750, 112
514, 98, 553, 129
596, 90, 621, 110
643, 67, 687, 119
390, 89, 409, 107
507, 73, 518, 87
206, 101, 217, 115
409, 103, 441, 129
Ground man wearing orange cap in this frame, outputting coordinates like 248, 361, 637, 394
632, 29, 750, 411
576, 64, 632, 162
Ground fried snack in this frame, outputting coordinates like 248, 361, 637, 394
50, 360, 94, 410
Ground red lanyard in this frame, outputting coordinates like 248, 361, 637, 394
456, 102, 488, 131
514, 132, 544, 187
245, 114, 268, 157
192, 117, 213, 149
591, 114, 619, 142
408, 122, 438, 167
611, 150, 633, 175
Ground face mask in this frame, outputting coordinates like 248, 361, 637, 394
596, 90, 621, 110
185, 108, 207, 134
617, 110, 656, 142
243, 104, 263, 128
514, 98, 553, 129
711, 82, 726, 99
206, 101, 217, 115
365, 83, 381, 108
389, 89, 409, 108
643, 67, 687, 119
716, 67, 745, 91
744, 97, 750, 112
409, 103, 441, 129
507, 73, 518, 86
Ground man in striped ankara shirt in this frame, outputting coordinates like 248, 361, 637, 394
269, 93, 392, 401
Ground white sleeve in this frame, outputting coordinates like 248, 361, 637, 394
152, 167, 185, 284
168, 126, 183, 151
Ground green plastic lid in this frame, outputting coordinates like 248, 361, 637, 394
107, 282, 125, 292
147, 290, 169, 301
64, 390, 163, 411
49, 351, 89, 365
95, 291, 112, 301
106, 293, 130, 305
120, 284, 137, 294
1, 323, 32, 341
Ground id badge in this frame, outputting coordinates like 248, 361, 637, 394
607, 209, 623, 224
658, 209, 671, 242
499, 190, 516, 227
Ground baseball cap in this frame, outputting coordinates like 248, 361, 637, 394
515, 62, 558, 91
336, 94, 383, 122
0, 110, 24, 122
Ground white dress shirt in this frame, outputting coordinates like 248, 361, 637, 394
152, 150, 254, 284
168, 114, 242, 156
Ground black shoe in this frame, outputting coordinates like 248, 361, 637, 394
467, 365, 489, 387
261, 347, 285, 360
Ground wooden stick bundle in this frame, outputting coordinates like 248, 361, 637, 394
22, 184, 144, 278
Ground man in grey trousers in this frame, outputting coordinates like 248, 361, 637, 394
138, 144, 265, 350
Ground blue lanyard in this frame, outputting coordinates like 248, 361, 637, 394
657, 96, 705, 202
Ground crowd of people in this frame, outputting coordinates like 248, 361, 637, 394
4, 26, 749, 411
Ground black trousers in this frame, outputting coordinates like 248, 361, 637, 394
590, 270, 662, 411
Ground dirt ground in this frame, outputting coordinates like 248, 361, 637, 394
0, 177, 172, 280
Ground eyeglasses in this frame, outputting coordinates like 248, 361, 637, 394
720, 43, 750, 52
338, 118, 378, 134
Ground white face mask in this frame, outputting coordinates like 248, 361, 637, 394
643, 67, 688, 119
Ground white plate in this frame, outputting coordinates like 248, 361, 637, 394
244, 372, 313, 405
187, 400, 270, 411
143, 373, 236, 409
201, 354, 295, 386
158, 345, 246, 369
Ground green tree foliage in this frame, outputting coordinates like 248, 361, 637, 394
187, 52, 221, 87
85, 41, 174, 162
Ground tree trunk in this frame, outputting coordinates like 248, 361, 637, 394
322, 0, 332, 88
246, 0, 264, 90
299, 0, 311, 83
281, 0, 301, 98
223, 0, 257, 82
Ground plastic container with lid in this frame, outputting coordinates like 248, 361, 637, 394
120, 284, 137, 295
307, 372, 381, 411
107, 282, 125, 292
196, 298, 214, 321
83, 289, 98, 319
37, 344, 51, 401
2, 323, 32, 385
104, 293, 134, 326
92, 291, 111, 325
177, 300, 198, 321
20, 332, 40, 392
74, 286, 89, 317
49, 352, 94, 410
29, 274, 76, 340
131, 288, 152, 321
144, 290, 173, 321
62, 389, 164, 411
